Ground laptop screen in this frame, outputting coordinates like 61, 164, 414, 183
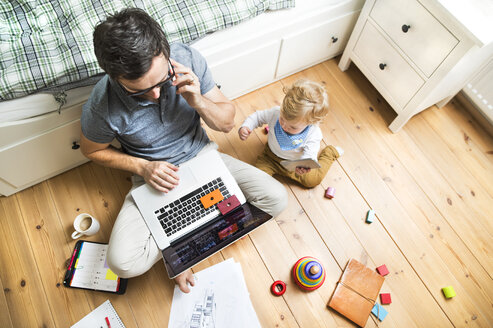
162, 203, 272, 278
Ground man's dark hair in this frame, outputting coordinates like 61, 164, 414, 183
93, 8, 170, 80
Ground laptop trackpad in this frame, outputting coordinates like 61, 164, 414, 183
178, 165, 197, 187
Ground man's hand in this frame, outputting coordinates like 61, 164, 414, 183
295, 167, 311, 175
170, 58, 203, 108
238, 126, 252, 140
175, 269, 195, 293
142, 161, 180, 193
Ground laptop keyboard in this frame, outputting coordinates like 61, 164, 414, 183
154, 177, 231, 237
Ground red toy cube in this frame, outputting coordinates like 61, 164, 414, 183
376, 264, 389, 276
380, 293, 392, 304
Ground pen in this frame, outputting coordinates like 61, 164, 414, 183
105, 316, 111, 328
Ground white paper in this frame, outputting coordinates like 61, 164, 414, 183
168, 258, 260, 328
71, 300, 125, 328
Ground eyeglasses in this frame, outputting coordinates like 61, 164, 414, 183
120, 59, 175, 97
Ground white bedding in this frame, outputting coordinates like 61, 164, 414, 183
0, 0, 351, 124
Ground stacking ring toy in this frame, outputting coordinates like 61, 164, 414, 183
271, 280, 286, 296
292, 256, 326, 291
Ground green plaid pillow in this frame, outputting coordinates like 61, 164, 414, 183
0, 0, 295, 101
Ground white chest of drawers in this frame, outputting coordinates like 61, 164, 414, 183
339, 0, 493, 132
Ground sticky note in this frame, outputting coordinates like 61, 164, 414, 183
366, 209, 375, 223
442, 286, 456, 299
105, 269, 118, 281
217, 195, 241, 215
371, 303, 388, 321
200, 189, 224, 209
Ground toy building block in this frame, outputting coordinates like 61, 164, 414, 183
325, 187, 336, 199
264, 126, 269, 134
442, 286, 456, 299
365, 209, 375, 223
371, 303, 388, 321
376, 264, 389, 276
380, 293, 392, 304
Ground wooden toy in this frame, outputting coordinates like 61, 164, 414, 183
365, 209, 375, 223
380, 293, 391, 304
371, 303, 388, 321
376, 264, 389, 276
442, 286, 456, 299
264, 126, 269, 134
325, 187, 336, 199
271, 280, 286, 296
292, 256, 326, 291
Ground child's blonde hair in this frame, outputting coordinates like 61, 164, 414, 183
280, 79, 329, 125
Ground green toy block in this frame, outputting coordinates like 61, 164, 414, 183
365, 209, 375, 223
442, 286, 456, 299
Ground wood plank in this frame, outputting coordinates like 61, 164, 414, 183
326, 60, 493, 276
232, 81, 379, 327
420, 103, 493, 199
221, 237, 300, 327
0, 194, 55, 327
316, 61, 492, 325
15, 182, 92, 327
47, 165, 138, 327
218, 87, 345, 327
0, 269, 14, 327
406, 115, 493, 233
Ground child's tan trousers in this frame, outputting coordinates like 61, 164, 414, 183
255, 145, 340, 188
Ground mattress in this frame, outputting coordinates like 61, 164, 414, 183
0, 0, 355, 124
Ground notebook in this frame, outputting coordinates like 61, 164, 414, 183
71, 300, 125, 328
327, 258, 385, 327
279, 158, 321, 171
64, 240, 127, 294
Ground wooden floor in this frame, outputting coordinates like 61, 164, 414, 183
1, 58, 492, 328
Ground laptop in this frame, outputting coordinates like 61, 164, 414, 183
131, 149, 272, 278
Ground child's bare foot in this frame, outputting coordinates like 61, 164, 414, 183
175, 269, 195, 293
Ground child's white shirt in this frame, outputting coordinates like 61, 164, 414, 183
241, 106, 322, 160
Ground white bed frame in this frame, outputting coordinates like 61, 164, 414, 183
0, 0, 363, 196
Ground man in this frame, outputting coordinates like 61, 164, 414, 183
80, 8, 287, 293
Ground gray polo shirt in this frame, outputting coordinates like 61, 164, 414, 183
81, 43, 215, 165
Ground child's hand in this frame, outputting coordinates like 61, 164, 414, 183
295, 167, 311, 175
238, 126, 252, 140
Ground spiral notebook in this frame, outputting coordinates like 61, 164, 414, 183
71, 300, 125, 328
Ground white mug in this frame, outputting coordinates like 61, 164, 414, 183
71, 213, 100, 239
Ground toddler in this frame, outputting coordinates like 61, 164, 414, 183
238, 79, 343, 188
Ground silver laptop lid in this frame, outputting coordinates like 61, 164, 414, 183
131, 149, 246, 250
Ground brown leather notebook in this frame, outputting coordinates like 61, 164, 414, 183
328, 259, 385, 327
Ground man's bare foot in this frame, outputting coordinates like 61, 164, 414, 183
175, 269, 195, 293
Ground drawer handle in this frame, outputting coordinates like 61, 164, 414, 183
71, 141, 80, 150
401, 24, 411, 33
331, 36, 338, 43
379, 63, 387, 70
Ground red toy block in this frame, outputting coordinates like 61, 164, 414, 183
376, 264, 389, 276
380, 293, 392, 304
325, 187, 335, 199
264, 126, 269, 134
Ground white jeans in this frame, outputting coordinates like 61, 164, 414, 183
106, 143, 288, 278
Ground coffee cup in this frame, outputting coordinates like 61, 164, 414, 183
71, 213, 100, 239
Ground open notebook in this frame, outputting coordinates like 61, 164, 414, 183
71, 300, 125, 328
